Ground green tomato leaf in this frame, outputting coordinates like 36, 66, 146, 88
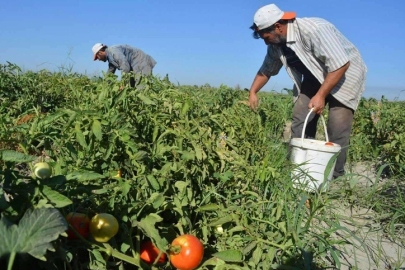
137, 93, 156, 105
92, 119, 103, 141
180, 101, 190, 116
197, 204, 219, 212
0, 208, 67, 260
133, 214, 168, 253
252, 246, 263, 265
174, 181, 187, 193
0, 150, 36, 163
75, 123, 87, 149
212, 250, 243, 262
242, 241, 257, 255
180, 151, 195, 161
146, 175, 160, 190
200, 257, 226, 267
121, 182, 131, 196
147, 193, 165, 209
134, 151, 148, 161
41, 185, 72, 208
66, 171, 105, 182
208, 215, 233, 227
41, 175, 67, 187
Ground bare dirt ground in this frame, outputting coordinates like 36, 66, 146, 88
283, 123, 404, 269
329, 162, 405, 270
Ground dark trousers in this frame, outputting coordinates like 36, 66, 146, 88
291, 79, 354, 178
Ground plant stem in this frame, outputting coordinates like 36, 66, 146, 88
129, 227, 137, 259
256, 238, 285, 249
69, 224, 146, 267
7, 252, 16, 270
103, 243, 140, 266
169, 245, 182, 254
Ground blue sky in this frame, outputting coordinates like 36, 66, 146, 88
1, 0, 405, 100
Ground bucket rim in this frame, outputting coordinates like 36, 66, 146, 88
290, 138, 341, 152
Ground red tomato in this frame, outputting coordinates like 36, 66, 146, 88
169, 234, 204, 270
140, 241, 166, 264
66, 212, 90, 240
325, 142, 334, 146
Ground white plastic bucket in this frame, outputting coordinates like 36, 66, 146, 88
290, 108, 341, 192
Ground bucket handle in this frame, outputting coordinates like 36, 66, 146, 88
301, 108, 329, 145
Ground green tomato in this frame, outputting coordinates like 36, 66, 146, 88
216, 225, 224, 234
34, 162, 52, 179
89, 213, 119, 243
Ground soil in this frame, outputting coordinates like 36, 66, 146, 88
327, 162, 405, 269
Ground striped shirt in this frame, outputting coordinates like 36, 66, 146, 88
259, 18, 367, 110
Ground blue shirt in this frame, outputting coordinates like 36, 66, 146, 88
105, 45, 157, 75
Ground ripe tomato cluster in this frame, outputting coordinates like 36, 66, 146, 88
169, 234, 204, 270
66, 212, 119, 243
35, 163, 204, 269
140, 234, 204, 270
66, 212, 204, 270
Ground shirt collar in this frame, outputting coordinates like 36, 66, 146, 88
286, 19, 297, 44
105, 48, 112, 61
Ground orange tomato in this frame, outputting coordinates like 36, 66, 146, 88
140, 241, 166, 264
169, 235, 204, 270
66, 212, 90, 240
325, 142, 334, 146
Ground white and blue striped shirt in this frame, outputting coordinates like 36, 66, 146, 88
259, 18, 367, 110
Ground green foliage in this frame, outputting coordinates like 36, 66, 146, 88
350, 97, 405, 173
0, 208, 67, 260
0, 63, 404, 269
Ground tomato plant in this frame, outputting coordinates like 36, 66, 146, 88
4, 63, 405, 269
89, 213, 119, 243
66, 212, 90, 240
33, 162, 52, 179
169, 235, 204, 270
140, 241, 166, 264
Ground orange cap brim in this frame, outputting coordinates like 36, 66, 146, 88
282, 12, 296, 20
93, 54, 97, 61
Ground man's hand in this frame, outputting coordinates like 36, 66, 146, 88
308, 94, 326, 114
308, 61, 350, 115
249, 93, 259, 110
248, 73, 270, 110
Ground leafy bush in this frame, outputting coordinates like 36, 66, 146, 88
1, 63, 404, 269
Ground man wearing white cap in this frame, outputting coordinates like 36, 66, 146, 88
92, 43, 156, 87
248, 4, 367, 178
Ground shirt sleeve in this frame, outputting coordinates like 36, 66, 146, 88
111, 50, 131, 74
259, 46, 283, 77
311, 23, 350, 72
107, 63, 116, 74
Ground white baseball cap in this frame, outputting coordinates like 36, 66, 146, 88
254, 4, 296, 30
92, 43, 105, 61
